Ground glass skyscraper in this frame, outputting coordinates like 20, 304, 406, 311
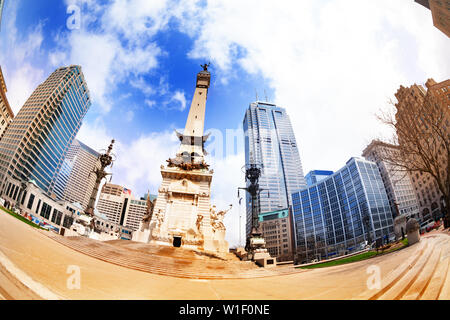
0, 66, 91, 196
0, 0, 4, 31
292, 157, 394, 263
54, 139, 100, 209
243, 101, 306, 236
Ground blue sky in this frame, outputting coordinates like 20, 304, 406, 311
1, 0, 449, 246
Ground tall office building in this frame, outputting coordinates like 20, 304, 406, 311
0, 66, 91, 197
53, 139, 100, 209
0, 0, 4, 31
362, 140, 420, 220
305, 170, 334, 186
415, 0, 450, 38
0, 66, 14, 138
394, 78, 449, 221
96, 183, 156, 231
292, 157, 395, 263
243, 101, 307, 236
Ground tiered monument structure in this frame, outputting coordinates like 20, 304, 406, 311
133, 64, 231, 254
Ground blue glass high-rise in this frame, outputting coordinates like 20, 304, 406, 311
292, 157, 395, 263
243, 101, 306, 236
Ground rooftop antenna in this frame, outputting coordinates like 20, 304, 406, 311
255, 89, 258, 102
264, 89, 268, 102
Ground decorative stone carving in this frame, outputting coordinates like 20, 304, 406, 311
211, 204, 232, 231
140, 198, 156, 231
196, 214, 204, 232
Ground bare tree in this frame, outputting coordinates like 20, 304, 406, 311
377, 85, 449, 228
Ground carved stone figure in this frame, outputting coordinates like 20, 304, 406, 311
196, 214, 204, 232
211, 204, 232, 231
142, 199, 156, 223
155, 209, 164, 228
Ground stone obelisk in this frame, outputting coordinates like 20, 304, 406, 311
133, 64, 230, 254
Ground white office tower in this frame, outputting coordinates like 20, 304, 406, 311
363, 140, 420, 220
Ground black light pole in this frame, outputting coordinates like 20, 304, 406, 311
237, 163, 269, 260
85, 140, 115, 233
363, 214, 372, 247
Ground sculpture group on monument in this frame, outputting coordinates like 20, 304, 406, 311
132, 64, 232, 254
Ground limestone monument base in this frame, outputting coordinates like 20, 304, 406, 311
253, 249, 277, 268
132, 166, 230, 254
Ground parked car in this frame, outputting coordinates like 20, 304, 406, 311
431, 220, 442, 230
420, 219, 435, 233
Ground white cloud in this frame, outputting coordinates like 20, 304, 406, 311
174, 0, 450, 174
210, 152, 246, 248
125, 110, 134, 122
144, 99, 156, 108
101, 0, 171, 41
0, 1, 45, 113
169, 90, 187, 111
76, 117, 113, 152
4, 64, 44, 115
112, 130, 180, 195
130, 77, 155, 96
51, 0, 166, 113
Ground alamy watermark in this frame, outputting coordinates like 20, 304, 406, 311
366, 265, 381, 290
66, 5, 81, 30
66, 265, 81, 290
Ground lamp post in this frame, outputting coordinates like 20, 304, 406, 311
363, 213, 373, 247
238, 197, 243, 247
85, 140, 115, 233
237, 163, 269, 260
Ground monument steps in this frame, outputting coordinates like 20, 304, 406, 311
401, 238, 446, 300
379, 237, 439, 300
419, 237, 450, 300
354, 239, 428, 300
386, 236, 446, 300
42, 232, 301, 279
354, 235, 450, 300
437, 259, 450, 300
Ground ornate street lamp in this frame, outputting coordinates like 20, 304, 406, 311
85, 140, 116, 231
237, 163, 269, 260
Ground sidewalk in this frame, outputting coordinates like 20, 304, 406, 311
0, 210, 448, 300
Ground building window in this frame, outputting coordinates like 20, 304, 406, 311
27, 194, 35, 209
21, 191, 27, 205
9, 185, 15, 198
35, 199, 41, 214
63, 215, 74, 228
40, 202, 52, 220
